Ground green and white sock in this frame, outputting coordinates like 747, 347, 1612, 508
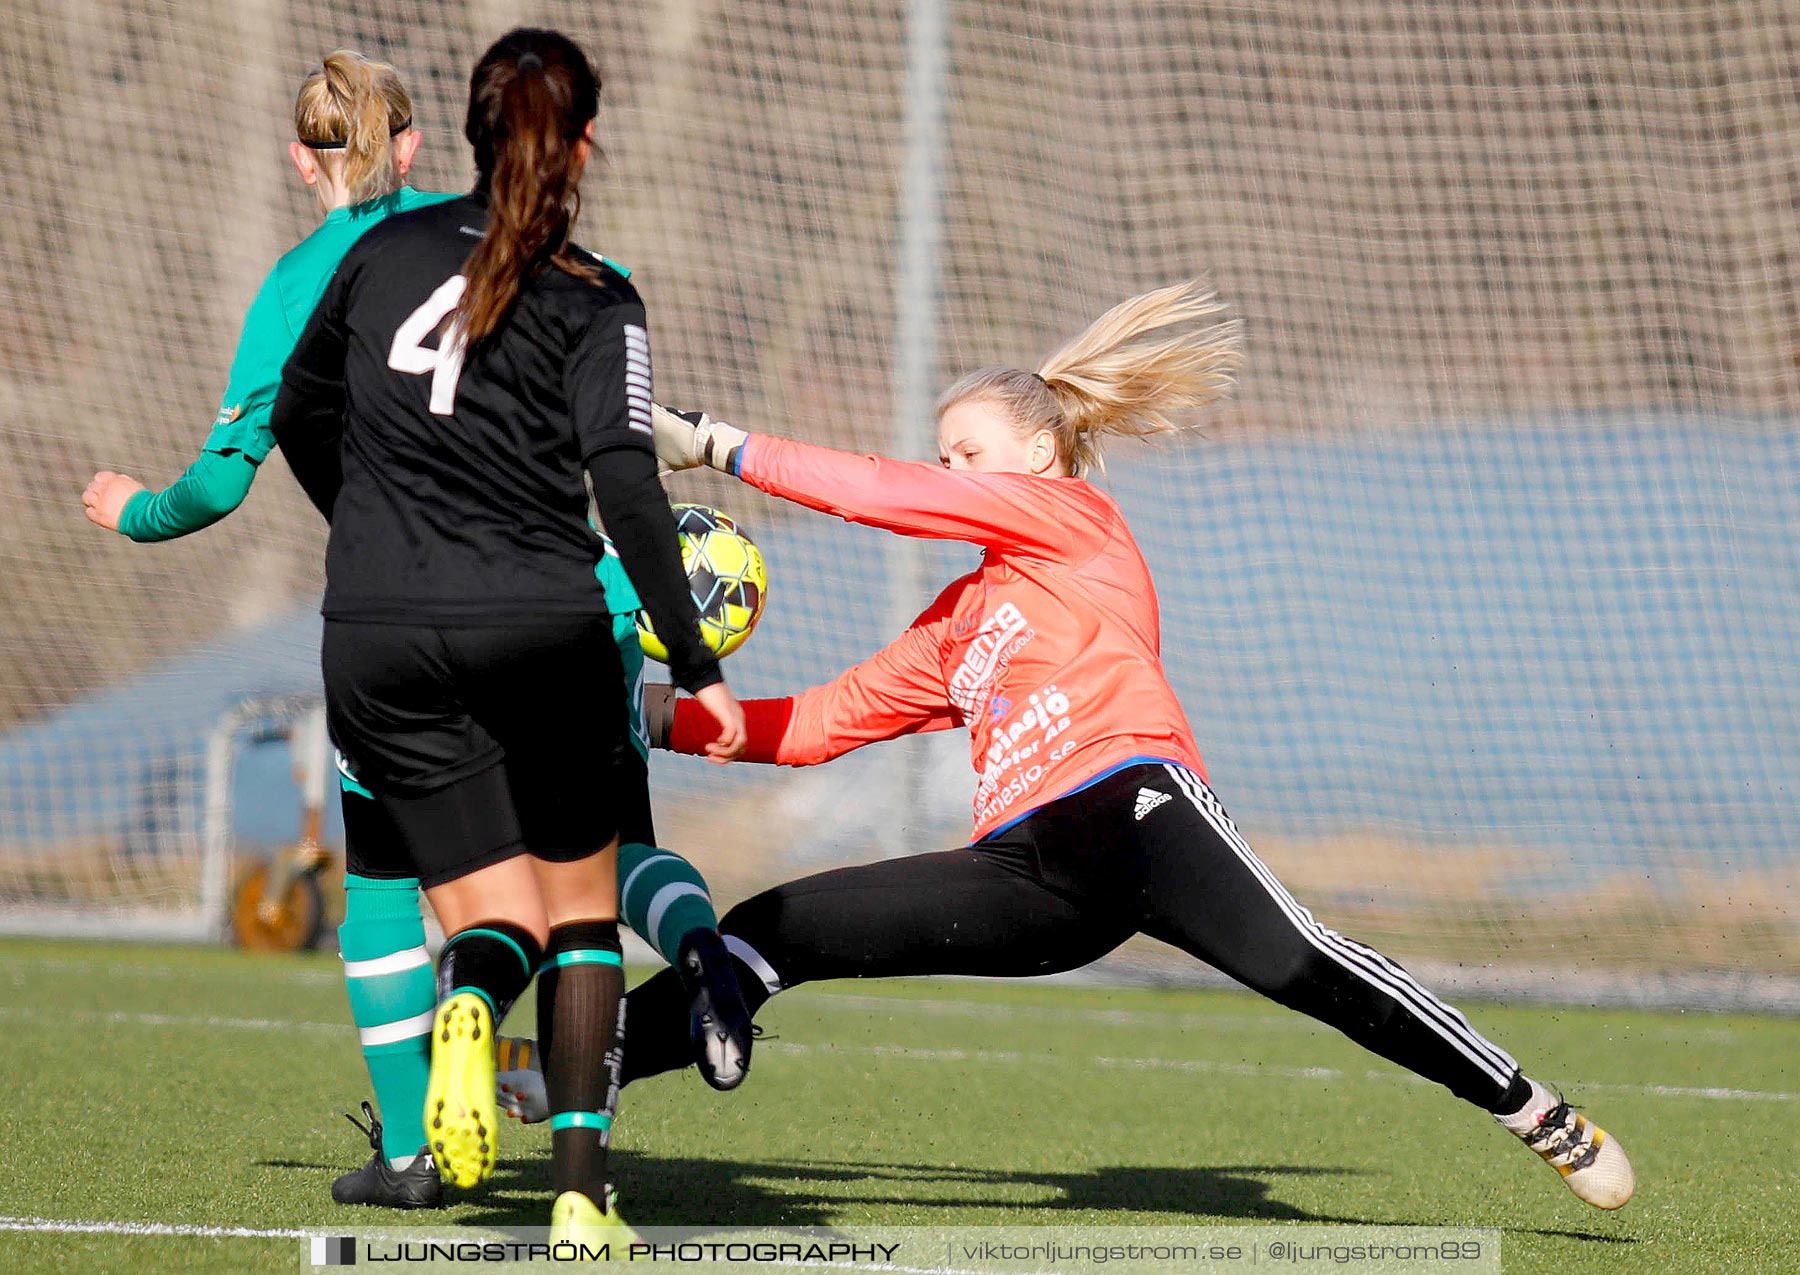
338, 874, 435, 1168
617, 841, 718, 962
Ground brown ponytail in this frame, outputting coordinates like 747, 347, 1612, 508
457, 29, 603, 346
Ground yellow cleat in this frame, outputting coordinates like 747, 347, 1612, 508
549, 1189, 639, 1255
425, 992, 498, 1189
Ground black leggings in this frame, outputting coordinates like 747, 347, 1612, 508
622, 763, 1519, 1108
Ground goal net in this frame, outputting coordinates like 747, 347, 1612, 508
1, 0, 1794, 1006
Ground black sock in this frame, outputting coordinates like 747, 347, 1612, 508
1488, 1069, 1533, 1116
619, 954, 772, 1086
538, 919, 625, 1205
437, 920, 541, 1025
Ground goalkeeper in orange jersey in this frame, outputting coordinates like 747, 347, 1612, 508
80, 48, 752, 1212
502, 282, 1635, 1213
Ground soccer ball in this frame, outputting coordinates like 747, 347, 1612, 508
636, 503, 767, 661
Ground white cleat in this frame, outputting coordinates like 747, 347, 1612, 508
497, 1067, 549, 1124
1497, 1078, 1635, 1210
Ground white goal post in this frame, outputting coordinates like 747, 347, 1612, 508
0, 695, 326, 944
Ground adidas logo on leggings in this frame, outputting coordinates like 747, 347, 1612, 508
1134, 787, 1171, 820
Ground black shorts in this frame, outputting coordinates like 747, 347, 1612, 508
323, 616, 634, 888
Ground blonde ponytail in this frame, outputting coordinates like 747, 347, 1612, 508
293, 50, 414, 207
937, 280, 1243, 474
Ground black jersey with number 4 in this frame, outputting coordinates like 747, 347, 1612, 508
272, 191, 719, 693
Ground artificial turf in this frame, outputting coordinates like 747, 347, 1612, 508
1, 939, 1794, 1273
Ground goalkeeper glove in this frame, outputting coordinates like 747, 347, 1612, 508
651, 403, 747, 474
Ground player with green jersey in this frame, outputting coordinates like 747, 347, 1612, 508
81, 49, 749, 1211
96, 183, 455, 540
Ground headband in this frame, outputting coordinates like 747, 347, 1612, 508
299, 116, 413, 150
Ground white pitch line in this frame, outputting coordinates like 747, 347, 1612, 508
769, 1041, 1030, 1065
0, 1005, 346, 1033
1522, 1079, 1797, 1103
1094, 1054, 1345, 1081
794, 991, 1742, 1045
769, 1043, 1338, 1084
4, 1003, 1789, 1104
811, 991, 1320, 1034
0, 1215, 320, 1239
6, 954, 1751, 1043
5, 955, 341, 986
1096, 1056, 1800, 1101
763, 1041, 1798, 1102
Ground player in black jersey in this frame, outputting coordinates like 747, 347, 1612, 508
272, 27, 744, 1241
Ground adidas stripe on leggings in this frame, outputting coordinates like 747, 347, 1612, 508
622, 762, 1520, 1108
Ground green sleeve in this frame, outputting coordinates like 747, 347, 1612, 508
115, 265, 295, 542
116, 449, 257, 542
205, 265, 296, 466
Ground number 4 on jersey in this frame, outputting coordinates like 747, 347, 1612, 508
389, 275, 468, 415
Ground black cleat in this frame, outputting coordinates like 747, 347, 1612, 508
677, 930, 754, 1091
331, 1102, 444, 1210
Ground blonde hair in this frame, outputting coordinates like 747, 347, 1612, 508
293, 50, 413, 207
936, 280, 1243, 475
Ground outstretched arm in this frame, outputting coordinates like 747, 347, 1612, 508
652, 613, 958, 766
652, 407, 1109, 562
